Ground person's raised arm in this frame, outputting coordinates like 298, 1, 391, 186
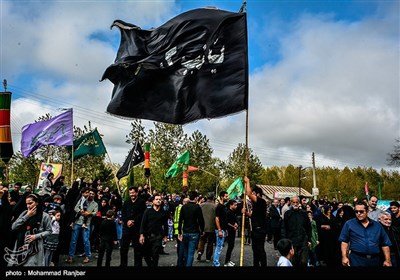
244, 176, 257, 203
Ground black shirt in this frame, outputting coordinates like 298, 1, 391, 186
178, 201, 204, 234
251, 198, 267, 230
99, 218, 117, 242
140, 207, 169, 237
121, 197, 147, 233
215, 203, 228, 230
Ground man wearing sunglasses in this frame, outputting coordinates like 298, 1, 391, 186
338, 201, 392, 267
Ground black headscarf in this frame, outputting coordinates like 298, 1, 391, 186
13, 195, 43, 250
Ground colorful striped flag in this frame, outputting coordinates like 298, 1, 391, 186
183, 168, 188, 188
144, 143, 150, 177
0, 91, 13, 163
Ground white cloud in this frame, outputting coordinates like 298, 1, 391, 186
247, 11, 399, 169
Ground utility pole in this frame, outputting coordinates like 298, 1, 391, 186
298, 165, 302, 196
312, 152, 318, 200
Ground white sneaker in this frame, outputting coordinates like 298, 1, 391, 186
229, 261, 235, 266
224, 262, 235, 267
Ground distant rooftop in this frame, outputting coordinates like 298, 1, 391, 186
257, 185, 312, 200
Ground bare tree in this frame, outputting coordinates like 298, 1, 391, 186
387, 138, 400, 167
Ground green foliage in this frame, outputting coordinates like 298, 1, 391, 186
224, 143, 264, 188
260, 166, 284, 186
125, 119, 146, 145
281, 164, 299, 188
8, 152, 40, 186
8, 115, 400, 203
256, 163, 400, 202
147, 123, 189, 193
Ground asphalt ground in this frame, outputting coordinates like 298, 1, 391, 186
2, 237, 394, 278
60, 235, 280, 267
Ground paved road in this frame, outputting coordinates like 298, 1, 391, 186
61, 236, 280, 267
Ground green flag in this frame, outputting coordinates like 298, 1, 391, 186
165, 150, 190, 178
72, 128, 107, 160
226, 177, 244, 199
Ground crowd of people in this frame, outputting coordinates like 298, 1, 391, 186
0, 176, 399, 268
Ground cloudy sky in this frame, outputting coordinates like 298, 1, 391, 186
1, 0, 399, 170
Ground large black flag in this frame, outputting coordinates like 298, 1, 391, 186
116, 142, 144, 180
101, 8, 248, 125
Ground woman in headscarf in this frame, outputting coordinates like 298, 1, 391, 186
315, 205, 340, 267
52, 175, 65, 194
41, 172, 54, 197
7, 194, 51, 266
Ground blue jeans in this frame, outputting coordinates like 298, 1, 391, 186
182, 233, 200, 266
213, 230, 226, 266
69, 223, 91, 258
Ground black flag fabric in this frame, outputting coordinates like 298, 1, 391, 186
101, 8, 248, 125
116, 142, 144, 180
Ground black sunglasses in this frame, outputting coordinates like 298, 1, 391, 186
354, 210, 365, 214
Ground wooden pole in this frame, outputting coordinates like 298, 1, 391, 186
147, 177, 151, 194
70, 145, 74, 186
5, 164, 8, 183
240, 109, 249, 267
239, 0, 249, 266
106, 152, 122, 195
198, 168, 218, 178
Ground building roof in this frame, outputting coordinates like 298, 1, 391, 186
257, 185, 313, 200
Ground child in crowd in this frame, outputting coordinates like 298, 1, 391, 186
71, 196, 89, 229
44, 210, 61, 266
168, 216, 174, 241
277, 238, 294, 267
112, 205, 123, 249
97, 210, 117, 267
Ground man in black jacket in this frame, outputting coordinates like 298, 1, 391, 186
139, 194, 169, 267
120, 186, 147, 267
281, 196, 311, 267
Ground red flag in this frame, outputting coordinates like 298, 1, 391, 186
364, 181, 369, 196
188, 165, 199, 172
